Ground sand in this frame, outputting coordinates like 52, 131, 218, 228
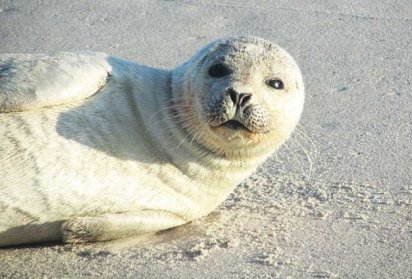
0, 0, 411, 278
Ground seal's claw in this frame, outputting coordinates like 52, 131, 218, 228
61, 218, 103, 243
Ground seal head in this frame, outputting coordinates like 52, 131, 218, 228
171, 37, 304, 160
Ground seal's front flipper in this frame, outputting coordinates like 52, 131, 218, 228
0, 52, 111, 112
61, 211, 187, 244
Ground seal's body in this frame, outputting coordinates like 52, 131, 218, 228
0, 37, 304, 246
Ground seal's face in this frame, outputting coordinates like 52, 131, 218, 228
172, 37, 304, 158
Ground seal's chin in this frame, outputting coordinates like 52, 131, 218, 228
218, 120, 252, 132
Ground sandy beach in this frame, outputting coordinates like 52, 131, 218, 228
0, 1, 411, 278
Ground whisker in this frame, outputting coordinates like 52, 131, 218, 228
175, 121, 208, 151
145, 112, 199, 132
190, 124, 207, 144
295, 126, 318, 160
288, 136, 314, 179
147, 104, 196, 122
283, 142, 307, 176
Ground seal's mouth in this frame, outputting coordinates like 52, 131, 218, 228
218, 120, 252, 132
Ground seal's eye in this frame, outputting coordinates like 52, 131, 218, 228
208, 63, 232, 78
267, 79, 284, 90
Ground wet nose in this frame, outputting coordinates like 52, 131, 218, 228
226, 87, 252, 108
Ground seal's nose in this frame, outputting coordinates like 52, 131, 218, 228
226, 87, 252, 108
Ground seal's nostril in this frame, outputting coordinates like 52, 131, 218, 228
239, 93, 252, 107
227, 88, 239, 105
226, 88, 252, 107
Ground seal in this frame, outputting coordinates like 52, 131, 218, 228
0, 36, 304, 246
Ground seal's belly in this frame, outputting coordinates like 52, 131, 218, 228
0, 108, 193, 229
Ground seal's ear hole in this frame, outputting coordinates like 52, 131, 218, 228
208, 63, 232, 78
266, 79, 284, 90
